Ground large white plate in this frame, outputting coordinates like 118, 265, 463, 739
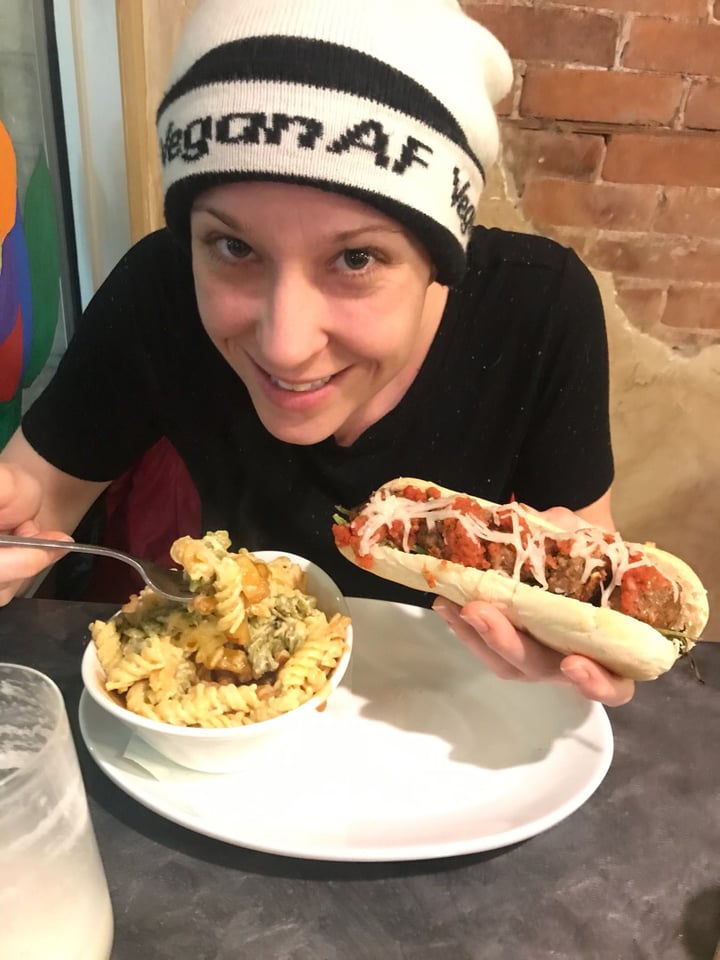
79, 598, 613, 862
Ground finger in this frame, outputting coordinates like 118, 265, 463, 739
519, 502, 587, 533
0, 464, 42, 529
0, 527, 73, 583
0, 548, 61, 582
542, 506, 589, 532
15, 519, 40, 537
460, 600, 568, 681
560, 655, 635, 707
434, 598, 526, 680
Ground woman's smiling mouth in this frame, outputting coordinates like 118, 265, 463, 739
246, 355, 342, 397
249, 359, 351, 407
269, 375, 333, 393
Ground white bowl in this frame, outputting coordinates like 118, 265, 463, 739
81, 550, 353, 773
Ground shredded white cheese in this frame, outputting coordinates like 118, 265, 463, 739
356, 489, 679, 607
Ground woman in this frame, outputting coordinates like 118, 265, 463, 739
0, 0, 631, 705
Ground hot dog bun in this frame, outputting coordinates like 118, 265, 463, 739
334, 477, 709, 680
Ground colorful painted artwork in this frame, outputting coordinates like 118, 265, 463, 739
0, 119, 61, 448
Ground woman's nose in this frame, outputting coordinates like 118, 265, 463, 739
255, 268, 328, 370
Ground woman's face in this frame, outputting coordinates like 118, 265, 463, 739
190, 181, 445, 446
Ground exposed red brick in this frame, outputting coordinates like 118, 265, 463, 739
522, 179, 659, 229
495, 70, 520, 118
685, 81, 720, 131
501, 127, 605, 193
496, 88, 515, 118
538, 0, 705, 15
654, 187, 720, 239
614, 282, 666, 332
604, 133, 720, 187
520, 67, 682, 125
536, 226, 590, 258
663, 286, 720, 329
464, 4, 617, 65
623, 18, 720, 76
586, 235, 720, 282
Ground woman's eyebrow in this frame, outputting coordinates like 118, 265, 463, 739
194, 204, 404, 242
193, 203, 242, 230
335, 225, 405, 242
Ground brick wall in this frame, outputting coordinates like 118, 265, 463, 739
464, 0, 720, 351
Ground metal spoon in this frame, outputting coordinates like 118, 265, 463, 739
0, 533, 195, 603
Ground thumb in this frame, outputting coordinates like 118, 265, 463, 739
12, 519, 73, 544
520, 503, 589, 533
15, 519, 40, 537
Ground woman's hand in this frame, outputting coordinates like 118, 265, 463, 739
431, 502, 635, 708
433, 598, 634, 706
0, 464, 72, 606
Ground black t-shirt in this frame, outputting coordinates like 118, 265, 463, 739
22, 226, 613, 604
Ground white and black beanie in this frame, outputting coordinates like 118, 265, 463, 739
156, 0, 513, 286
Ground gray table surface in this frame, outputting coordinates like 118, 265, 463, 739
1, 596, 719, 960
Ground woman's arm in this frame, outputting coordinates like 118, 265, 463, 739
0, 429, 109, 604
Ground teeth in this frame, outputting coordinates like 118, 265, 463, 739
271, 376, 331, 392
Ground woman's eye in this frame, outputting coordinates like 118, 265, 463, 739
337, 248, 375, 272
216, 236, 253, 260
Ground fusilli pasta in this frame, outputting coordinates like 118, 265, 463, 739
90, 532, 350, 728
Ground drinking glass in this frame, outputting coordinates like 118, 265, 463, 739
0, 663, 114, 959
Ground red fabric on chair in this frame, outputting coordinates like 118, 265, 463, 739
83, 437, 202, 603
